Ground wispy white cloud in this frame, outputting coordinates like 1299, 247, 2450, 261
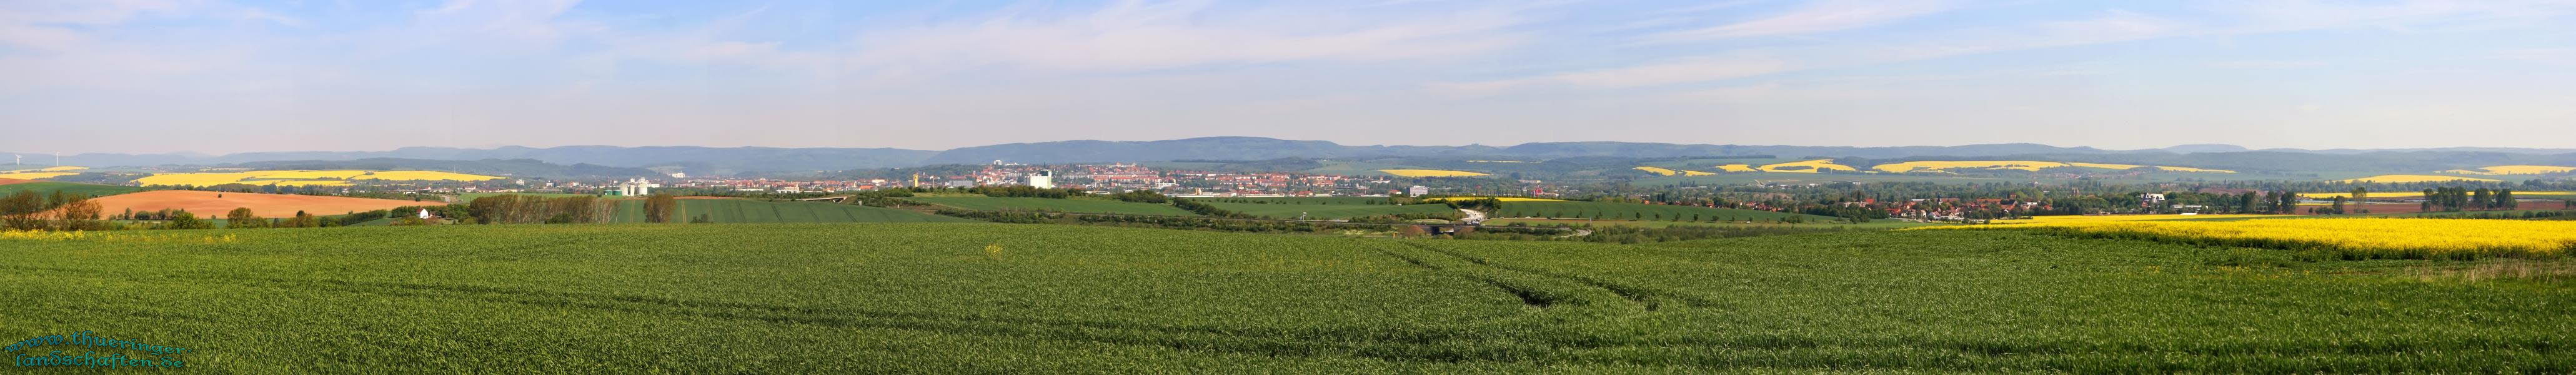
1862, 10, 2182, 61
2204, 60, 2329, 69
407, 0, 590, 49
1433, 57, 1789, 94
0, 0, 187, 51
2196, 0, 2576, 33
10, 0, 2576, 153
842, 1, 1533, 74
2492, 48, 2576, 64
1453, 0, 2576, 97
1641, 0, 1955, 43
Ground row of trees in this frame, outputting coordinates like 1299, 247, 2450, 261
469, 194, 610, 224
1168, 198, 1251, 218
224, 208, 326, 229
2422, 187, 2519, 212
642, 194, 680, 223
1, 190, 105, 231
1106, 190, 1168, 203
971, 186, 1087, 199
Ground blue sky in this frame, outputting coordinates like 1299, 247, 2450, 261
4, 0, 2574, 154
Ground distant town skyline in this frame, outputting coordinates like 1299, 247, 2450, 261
6, 0, 2575, 154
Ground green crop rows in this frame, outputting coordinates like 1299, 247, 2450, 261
907, 196, 1198, 216
1491, 201, 1838, 222
1196, 198, 1459, 219
1, 224, 2565, 372
603, 199, 965, 223
0, 181, 146, 198
455, 192, 600, 201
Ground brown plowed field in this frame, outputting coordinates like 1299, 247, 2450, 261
86, 190, 435, 218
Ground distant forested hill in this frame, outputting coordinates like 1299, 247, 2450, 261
231, 159, 660, 179
45, 146, 935, 172
918, 138, 2138, 164
25, 137, 2576, 174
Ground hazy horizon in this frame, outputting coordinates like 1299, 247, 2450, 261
10, 136, 2574, 158
7, 0, 2575, 154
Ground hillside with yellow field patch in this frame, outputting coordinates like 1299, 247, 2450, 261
2438, 165, 2576, 175
1923, 218, 2575, 259
1633, 166, 1716, 176
1, 166, 87, 176
1756, 159, 1859, 173
2333, 174, 2503, 184
1377, 169, 1489, 178
0, 172, 77, 180
1991, 214, 2289, 223
2300, 191, 2576, 199
136, 170, 505, 187
1873, 161, 2234, 173
1713, 164, 1758, 172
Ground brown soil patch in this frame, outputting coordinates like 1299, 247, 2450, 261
0, 178, 34, 186
86, 190, 437, 218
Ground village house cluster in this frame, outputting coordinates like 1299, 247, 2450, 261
442, 162, 1493, 198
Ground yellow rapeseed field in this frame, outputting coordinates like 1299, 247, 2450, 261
2334, 174, 2502, 184
2295, 191, 2575, 199
1, 229, 239, 244
1420, 197, 1566, 202
2132, 166, 2234, 173
266, 180, 356, 186
1919, 218, 2576, 259
2440, 165, 2576, 175
1713, 164, 1758, 172
134, 172, 278, 186
351, 171, 505, 181
1875, 161, 2065, 172
1633, 166, 1716, 176
1378, 169, 1490, 178
1466, 160, 1534, 163
5, 166, 87, 173
0, 172, 77, 180
2060, 162, 2146, 170
135, 170, 505, 186
1757, 159, 1859, 173
1872, 161, 2235, 173
1991, 214, 2289, 223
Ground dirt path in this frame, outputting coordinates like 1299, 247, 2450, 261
1458, 208, 1487, 224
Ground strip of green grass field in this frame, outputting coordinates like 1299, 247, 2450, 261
1486, 218, 1945, 229
1490, 201, 1839, 222
0, 181, 147, 198
1192, 197, 1459, 219
457, 192, 602, 201
605, 198, 967, 223
0, 224, 2562, 372
906, 196, 1198, 216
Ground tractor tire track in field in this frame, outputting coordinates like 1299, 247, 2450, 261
1398, 242, 1720, 310
1378, 242, 1660, 312
1370, 244, 1556, 308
